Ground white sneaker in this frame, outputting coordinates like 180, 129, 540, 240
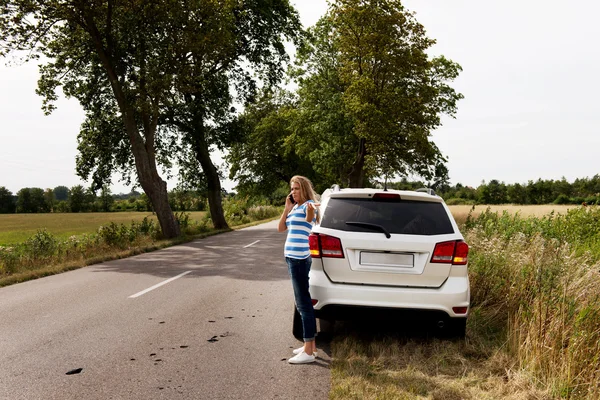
288, 350, 316, 364
292, 346, 318, 358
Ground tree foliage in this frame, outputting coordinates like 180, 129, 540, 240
15, 187, 47, 213
293, 0, 462, 187
227, 90, 322, 196
1, 0, 301, 234
438, 174, 600, 205
1, 0, 184, 236
0, 186, 15, 213
53, 186, 69, 202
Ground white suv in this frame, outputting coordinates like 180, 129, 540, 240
294, 186, 470, 338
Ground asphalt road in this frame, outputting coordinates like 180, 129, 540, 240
0, 220, 331, 400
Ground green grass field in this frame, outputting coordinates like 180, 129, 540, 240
0, 212, 208, 245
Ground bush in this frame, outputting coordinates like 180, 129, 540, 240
137, 217, 156, 235
553, 194, 571, 204
445, 197, 476, 205
98, 221, 148, 248
175, 212, 191, 230
25, 229, 58, 259
247, 205, 280, 221
222, 196, 250, 223
0, 246, 20, 275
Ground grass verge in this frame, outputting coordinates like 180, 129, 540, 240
329, 205, 600, 399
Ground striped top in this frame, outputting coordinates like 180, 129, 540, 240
284, 200, 317, 259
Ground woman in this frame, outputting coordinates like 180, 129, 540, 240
278, 175, 320, 364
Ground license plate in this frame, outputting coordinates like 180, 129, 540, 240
359, 251, 414, 268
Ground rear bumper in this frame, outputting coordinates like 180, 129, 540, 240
308, 268, 470, 319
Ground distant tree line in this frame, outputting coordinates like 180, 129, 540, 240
1, 175, 599, 214
0, 185, 213, 214
389, 175, 600, 206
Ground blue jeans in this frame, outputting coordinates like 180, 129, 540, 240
285, 256, 316, 342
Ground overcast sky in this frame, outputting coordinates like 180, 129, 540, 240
1, 0, 599, 195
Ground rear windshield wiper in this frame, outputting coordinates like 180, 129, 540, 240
345, 221, 391, 238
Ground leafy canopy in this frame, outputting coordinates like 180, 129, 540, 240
296, 0, 463, 187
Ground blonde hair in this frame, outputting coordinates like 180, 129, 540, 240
290, 175, 320, 223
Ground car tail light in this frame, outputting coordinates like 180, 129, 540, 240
431, 241, 455, 263
309, 233, 344, 258
309, 234, 320, 257
453, 241, 469, 265
311, 299, 318, 306
452, 306, 468, 314
431, 240, 469, 265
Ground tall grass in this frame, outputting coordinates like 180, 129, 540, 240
465, 206, 600, 398
329, 205, 599, 399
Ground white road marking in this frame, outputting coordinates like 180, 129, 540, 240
243, 240, 260, 248
128, 271, 192, 298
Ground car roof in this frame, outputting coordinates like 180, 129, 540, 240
321, 188, 444, 203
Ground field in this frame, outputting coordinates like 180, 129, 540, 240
0, 211, 207, 245
449, 204, 578, 225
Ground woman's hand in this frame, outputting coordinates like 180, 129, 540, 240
305, 201, 320, 223
285, 192, 295, 210
306, 202, 320, 210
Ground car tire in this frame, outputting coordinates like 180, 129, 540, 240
317, 318, 334, 342
445, 318, 467, 339
292, 306, 303, 341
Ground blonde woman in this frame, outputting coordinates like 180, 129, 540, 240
278, 175, 320, 364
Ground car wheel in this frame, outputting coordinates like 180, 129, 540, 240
317, 318, 334, 342
445, 318, 467, 339
292, 306, 303, 341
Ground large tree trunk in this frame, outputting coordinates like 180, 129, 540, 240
125, 115, 181, 238
137, 170, 180, 238
80, 6, 180, 239
347, 138, 367, 188
190, 126, 229, 230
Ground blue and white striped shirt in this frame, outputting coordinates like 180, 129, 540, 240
284, 200, 317, 259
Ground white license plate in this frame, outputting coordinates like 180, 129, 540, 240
359, 251, 414, 268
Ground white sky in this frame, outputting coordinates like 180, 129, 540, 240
1, 0, 599, 194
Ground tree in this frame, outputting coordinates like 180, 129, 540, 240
480, 180, 507, 204
30, 188, 48, 212
507, 183, 527, 204
0, 186, 15, 213
98, 186, 114, 212
157, 0, 302, 228
1, 0, 302, 234
293, 0, 462, 187
1, 1, 180, 236
16, 188, 32, 213
53, 186, 69, 202
227, 90, 321, 196
69, 185, 86, 213
15, 187, 47, 213
44, 188, 55, 212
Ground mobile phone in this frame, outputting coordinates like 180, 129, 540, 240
288, 194, 296, 204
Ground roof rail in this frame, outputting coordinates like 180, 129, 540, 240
416, 188, 436, 196
331, 184, 341, 192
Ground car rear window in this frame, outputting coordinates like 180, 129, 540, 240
321, 198, 454, 235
